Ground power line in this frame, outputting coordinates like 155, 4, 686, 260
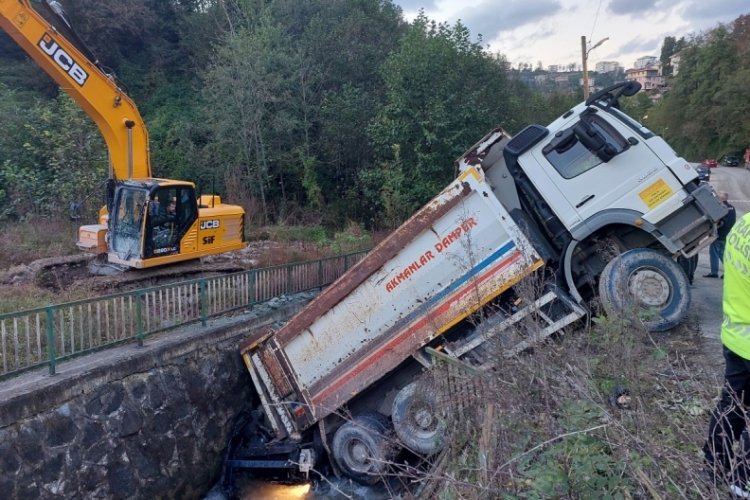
589, 0, 604, 44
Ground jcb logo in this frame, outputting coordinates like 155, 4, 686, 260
200, 220, 220, 230
38, 34, 89, 86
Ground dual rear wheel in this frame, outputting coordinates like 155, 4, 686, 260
331, 381, 446, 484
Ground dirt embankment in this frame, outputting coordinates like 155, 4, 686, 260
0, 240, 318, 306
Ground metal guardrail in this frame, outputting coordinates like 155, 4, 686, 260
0, 250, 368, 380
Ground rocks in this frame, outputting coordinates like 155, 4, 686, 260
0, 327, 260, 498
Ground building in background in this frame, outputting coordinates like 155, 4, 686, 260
625, 65, 665, 91
595, 61, 623, 73
670, 51, 683, 76
634, 56, 659, 69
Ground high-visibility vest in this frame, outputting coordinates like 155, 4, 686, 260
721, 213, 750, 359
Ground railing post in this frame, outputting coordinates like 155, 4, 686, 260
135, 291, 144, 347
287, 263, 293, 294
344, 253, 349, 271
45, 306, 56, 376
248, 270, 255, 306
199, 279, 208, 327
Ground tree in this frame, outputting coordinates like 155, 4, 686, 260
367, 15, 522, 227
0, 88, 105, 218
202, 9, 301, 224
649, 22, 747, 159
659, 36, 677, 77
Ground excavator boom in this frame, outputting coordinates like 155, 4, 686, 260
0, 0, 150, 180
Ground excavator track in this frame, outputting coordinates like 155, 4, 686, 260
0, 252, 251, 295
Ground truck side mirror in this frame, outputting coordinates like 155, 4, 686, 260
544, 128, 577, 154
574, 121, 617, 163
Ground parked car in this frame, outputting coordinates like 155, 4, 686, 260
695, 164, 711, 183
721, 155, 741, 167
702, 158, 718, 168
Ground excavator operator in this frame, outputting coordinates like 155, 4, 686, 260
150, 196, 178, 252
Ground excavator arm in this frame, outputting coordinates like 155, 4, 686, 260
0, 0, 150, 180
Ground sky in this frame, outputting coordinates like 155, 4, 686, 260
392, 0, 749, 70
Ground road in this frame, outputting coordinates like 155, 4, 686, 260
689, 166, 750, 353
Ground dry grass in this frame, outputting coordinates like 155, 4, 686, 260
0, 215, 79, 267
405, 314, 726, 499
286, 307, 727, 499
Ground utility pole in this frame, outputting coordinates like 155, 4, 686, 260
581, 35, 609, 99
581, 36, 589, 99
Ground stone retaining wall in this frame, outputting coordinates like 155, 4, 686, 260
0, 295, 311, 499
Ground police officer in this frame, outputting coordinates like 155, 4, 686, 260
704, 211, 750, 497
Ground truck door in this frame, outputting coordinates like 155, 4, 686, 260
525, 110, 682, 229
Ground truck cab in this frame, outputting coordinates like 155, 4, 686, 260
465, 81, 726, 322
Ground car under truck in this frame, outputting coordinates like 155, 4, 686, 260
222, 81, 728, 489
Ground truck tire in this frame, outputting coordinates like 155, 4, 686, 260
331, 415, 394, 485
598, 248, 690, 332
391, 382, 446, 455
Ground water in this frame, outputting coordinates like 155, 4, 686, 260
204, 478, 398, 500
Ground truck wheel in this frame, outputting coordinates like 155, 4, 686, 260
598, 248, 690, 332
331, 415, 393, 485
392, 382, 446, 455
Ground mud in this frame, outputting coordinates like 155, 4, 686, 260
0, 240, 318, 296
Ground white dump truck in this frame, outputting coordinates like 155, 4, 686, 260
222, 81, 727, 488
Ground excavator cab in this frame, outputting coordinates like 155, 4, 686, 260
108, 181, 199, 266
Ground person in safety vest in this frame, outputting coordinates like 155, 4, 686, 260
704, 211, 750, 498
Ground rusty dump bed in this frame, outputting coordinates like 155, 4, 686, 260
240, 167, 544, 439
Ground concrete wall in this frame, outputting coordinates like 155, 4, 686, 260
0, 295, 310, 499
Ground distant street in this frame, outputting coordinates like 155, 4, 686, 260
707, 165, 750, 218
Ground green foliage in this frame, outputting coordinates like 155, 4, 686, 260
256, 222, 371, 254
367, 14, 524, 227
300, 153, 323, 211
515, 399, 635, 499
0, 87, 105, 219
202, 5, 309, 224
619, 92, 653, 123
659, 36, 686, 77
4, 1, 747, 238
258, 224, 329, 245
648, 17, 750, 159
329, 222, 372, 254
0, 0, 568, 231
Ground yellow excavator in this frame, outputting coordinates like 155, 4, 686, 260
0, 0, 246, 269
